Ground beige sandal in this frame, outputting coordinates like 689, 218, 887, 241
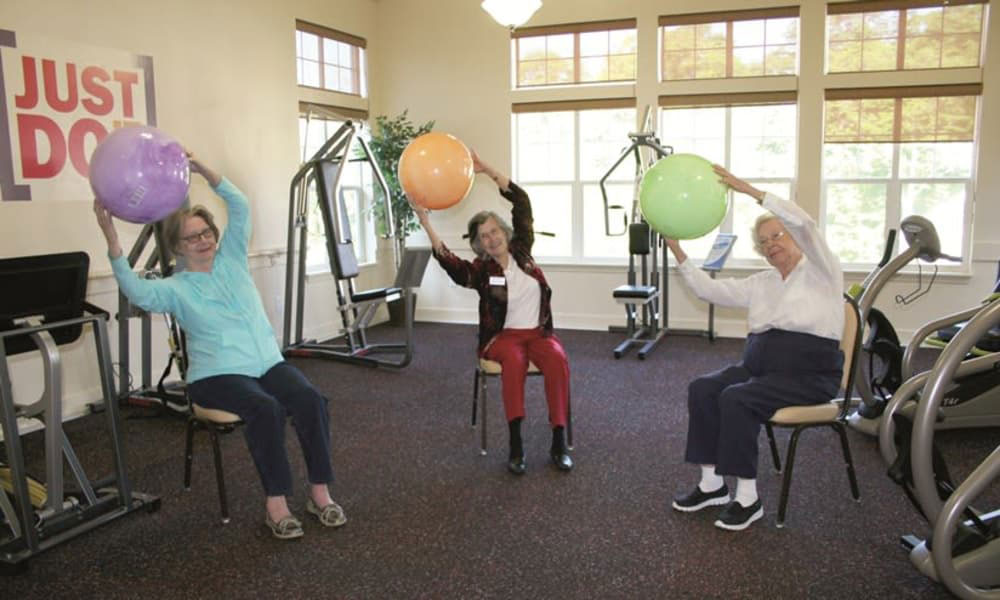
306, 497, 347, 527
265, 514, 304, 539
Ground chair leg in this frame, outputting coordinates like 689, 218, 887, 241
833, 422, 860, 500
479, 373, 488, 456
566, 392, 573, 451
471, 370, 479, 427
765, 423, 781, 473
776, 425, 806, 528
208, 427, 230, 524
183, 418, 196, 490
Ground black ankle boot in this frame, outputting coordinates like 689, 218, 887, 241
508, 418, 526, 475
550, 426, 573, 472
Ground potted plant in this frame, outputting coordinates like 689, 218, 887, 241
368, 110, 435, 267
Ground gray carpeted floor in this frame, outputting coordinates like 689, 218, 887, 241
2, 322, 998, 598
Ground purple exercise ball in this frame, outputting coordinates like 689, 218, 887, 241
89, 126, 190, 224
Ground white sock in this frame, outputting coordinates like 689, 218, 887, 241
698, 465, 725, 493
735, 478, 758, 507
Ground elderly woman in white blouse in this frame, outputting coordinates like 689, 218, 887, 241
667, 165, 844, 532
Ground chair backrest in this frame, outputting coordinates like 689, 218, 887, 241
839, 294, 863, 414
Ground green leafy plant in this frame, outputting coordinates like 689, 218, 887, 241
368, 110, 434, 264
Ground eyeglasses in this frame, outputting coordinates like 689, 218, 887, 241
755, 230, 787, 247
181, 227, 215, 244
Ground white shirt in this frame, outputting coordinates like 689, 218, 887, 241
677, 193, 844, 341
502, 259, 541, 329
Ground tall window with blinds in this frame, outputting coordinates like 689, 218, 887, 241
822, 85, 980, 265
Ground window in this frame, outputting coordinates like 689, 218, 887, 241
660, 7, 799, 81
659, 96, 798, 262
297, 106, 377, 272
822, 86, 979, 265
513, 20, 637, 88
826, 1, 987, 73
296, 20, 367, 96
511, 100, 637, 261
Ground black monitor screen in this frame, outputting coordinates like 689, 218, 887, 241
0, 251, 90, 354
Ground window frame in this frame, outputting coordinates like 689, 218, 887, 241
658, 97, 800, 265
658, 6, 801, 81
510, 100, 638, 264
297, 104, 377, 275
825, 0, 988, 74
295, 20, 368, 97
512, 19, 638, 89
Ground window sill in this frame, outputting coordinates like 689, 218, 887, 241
532, 256, 975, 280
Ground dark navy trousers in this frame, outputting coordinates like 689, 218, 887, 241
684, 329, 843, 478
187, 362, 334, 496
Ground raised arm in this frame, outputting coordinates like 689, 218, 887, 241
413, 199, 479, 288
472, 150, 509, 193
713, 164, 841, 286
188, 154, 250, 261
414, 202, 444, 254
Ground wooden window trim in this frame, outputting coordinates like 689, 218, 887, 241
827, 0, 987, 16
659, 91, 797, 108
296, 19, 366, 49
299, 101, 368, 122
659, 7, 799, 27
824, 83, 982, 100
512, 18, 636, 39
512, 98, 636, 113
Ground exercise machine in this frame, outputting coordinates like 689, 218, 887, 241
0, 252, 159, 574
888, 296, 1000, 598
843, 215, 997, 436
110, 220, 188, 415
600, 106, 722, 359
283, 120, 429, 368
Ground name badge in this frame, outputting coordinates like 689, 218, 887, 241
489, 276, 506, 286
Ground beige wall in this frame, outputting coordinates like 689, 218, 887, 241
376, 0, 1000, 342
0, 0, 380, 417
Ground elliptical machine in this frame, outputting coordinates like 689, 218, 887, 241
886, 296, 1000, 598
846, 215, 968, 435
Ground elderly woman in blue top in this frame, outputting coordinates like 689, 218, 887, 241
93, 154, 345, 540
666, 165, 844, 532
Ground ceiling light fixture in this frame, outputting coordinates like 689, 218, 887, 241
481, 0, 542, 30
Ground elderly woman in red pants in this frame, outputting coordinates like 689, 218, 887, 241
413, 151, 572, 476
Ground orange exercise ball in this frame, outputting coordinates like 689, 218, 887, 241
398, 132, 474, 210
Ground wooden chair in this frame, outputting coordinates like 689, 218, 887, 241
763, 294, 863, 527
471, 358, 573, 455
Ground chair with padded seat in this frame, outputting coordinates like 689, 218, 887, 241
763, 293, 863, 527
183, 401, 245, 524
169, 313, 248, 525
471, 358, 573, 456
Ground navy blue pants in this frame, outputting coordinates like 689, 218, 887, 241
187, 362, 334, 497
684, 330, 843, 478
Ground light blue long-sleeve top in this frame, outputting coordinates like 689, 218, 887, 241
110, 177, 284, 383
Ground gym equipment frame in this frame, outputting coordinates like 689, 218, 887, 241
283, 119, 426, 369
0, 252, 160, 574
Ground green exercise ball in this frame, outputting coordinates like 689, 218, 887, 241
639, 153, 728, 240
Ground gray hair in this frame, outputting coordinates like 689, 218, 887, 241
467, 211, 513, 259
752, 212, 781, 255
